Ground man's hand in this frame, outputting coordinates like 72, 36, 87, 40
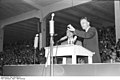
67, 24, 75, 31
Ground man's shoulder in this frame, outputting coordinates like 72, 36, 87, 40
89, 27, 97, 31
90, 27, 96, 29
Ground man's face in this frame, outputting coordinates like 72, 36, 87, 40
80, 19, 89, 30
66, 30, 73, 38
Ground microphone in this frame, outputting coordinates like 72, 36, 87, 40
57, 36, 67, 43
34, 34, 39, 49
54, 34, 58, 36
73, 36, 77, 41
49, 13, 55, 36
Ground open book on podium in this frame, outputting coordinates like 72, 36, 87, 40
45, 44, 95, 65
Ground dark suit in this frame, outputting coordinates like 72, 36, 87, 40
75, 27, 101, 63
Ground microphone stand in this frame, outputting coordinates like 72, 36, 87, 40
34, 48, 37, 64
50, 34, 54, 76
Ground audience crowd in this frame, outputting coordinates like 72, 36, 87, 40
98, 27, 120, 63
0, 40, 46, 66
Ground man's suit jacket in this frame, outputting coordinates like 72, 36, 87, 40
75, 27, 101, 63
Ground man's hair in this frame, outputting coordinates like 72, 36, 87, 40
80, 17, 90, 22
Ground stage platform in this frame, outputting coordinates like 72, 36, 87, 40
3, 63, 120, 76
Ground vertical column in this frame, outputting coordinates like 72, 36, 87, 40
39, 33, 42, 50
0, 27, 4, 52
41, 18, 47, 47
114, 1, 120, 42
62, 57, 67, 64
72, 55, 76, 64
88, 56, 92, 64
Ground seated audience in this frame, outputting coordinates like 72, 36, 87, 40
103, 49, 120, 63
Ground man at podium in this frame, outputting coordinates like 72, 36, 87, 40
67, 17, 101, 63
56, 29, 83, 64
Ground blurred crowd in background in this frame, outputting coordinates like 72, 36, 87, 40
0, 40, 46, 66
98, 27, 120, 63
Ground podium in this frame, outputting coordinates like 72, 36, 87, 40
45, 44, 95, 65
